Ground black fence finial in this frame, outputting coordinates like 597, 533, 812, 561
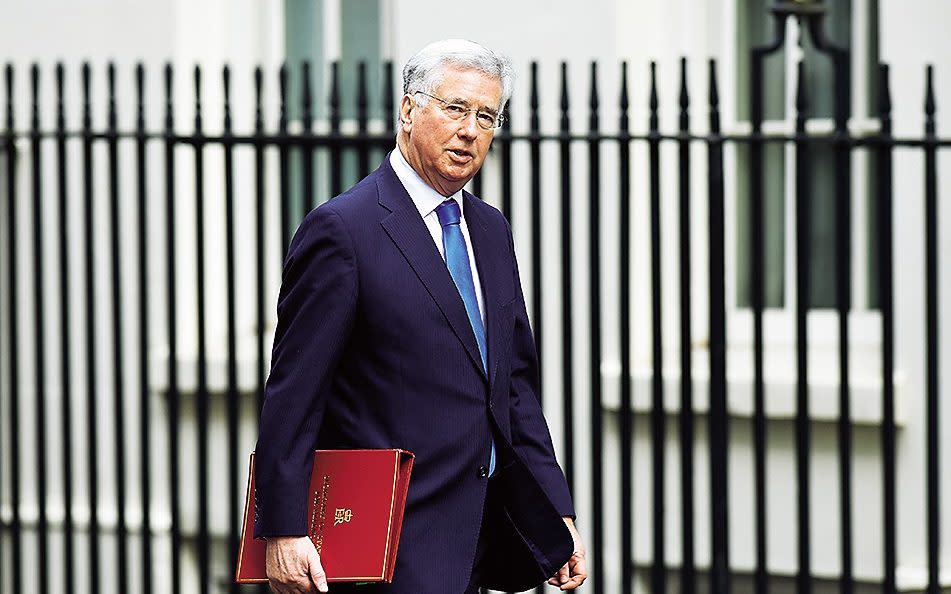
163, 63, 173, 132
876, 63, 890, 123
302, 60, 313, 132
329, 61, 339, 133
82, 62, 92, 131
530, 61, 540, 134
107, 62, 117, 133
924, 64, 936, 136
254, 66, 263, 134
708, 59, 721, 134
383, 60, 395, 134
795, 60, 808, 117
193, 65, 202, 132
648, 62, 658, 133
223, 65, 232, 134
56, 63, 65, 131
278, 63, 288, 133
356, 61, 368, 132
559, 62, 570, 134
679, 57, 689, 132
135, 63, 145, 133
4, 63, 13, 134
30, 63, 40, 132
588, 62, 598, 133
619, 61, 629, 134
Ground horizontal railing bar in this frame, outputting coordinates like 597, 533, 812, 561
3, 131, 951, 147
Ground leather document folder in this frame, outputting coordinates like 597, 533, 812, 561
235, 448, 415, 584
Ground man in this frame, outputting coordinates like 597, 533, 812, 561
254, 39, 587, 594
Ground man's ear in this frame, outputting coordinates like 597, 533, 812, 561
399, 95, 414, 132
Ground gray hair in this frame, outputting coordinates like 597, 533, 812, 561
402, 39, 515, 112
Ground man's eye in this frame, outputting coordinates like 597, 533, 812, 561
445, 104, 468, 115
477, 112, 496, 126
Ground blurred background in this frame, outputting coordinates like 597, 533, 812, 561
0, 1, 949, 593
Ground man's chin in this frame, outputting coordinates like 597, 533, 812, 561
440, 170, 477, 191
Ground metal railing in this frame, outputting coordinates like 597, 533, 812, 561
1, 9, 948, 594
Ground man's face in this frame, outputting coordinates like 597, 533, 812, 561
399, 66, 502, 196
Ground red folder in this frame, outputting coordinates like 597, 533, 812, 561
235, 449, 415, 584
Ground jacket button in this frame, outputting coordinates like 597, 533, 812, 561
478, 465, 489, 478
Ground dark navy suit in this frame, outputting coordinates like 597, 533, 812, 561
254, 155, 575, 593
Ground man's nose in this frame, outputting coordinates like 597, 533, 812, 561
456, 112, 480, 138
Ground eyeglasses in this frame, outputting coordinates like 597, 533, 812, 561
414, 91, 505, 130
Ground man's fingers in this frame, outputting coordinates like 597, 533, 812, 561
548, 563, 569, 586
310, 568, 328, 593
562, 553, 588, 589
309, 550, 329, 593
265, 536, 326, 594
270, 575, 309, 594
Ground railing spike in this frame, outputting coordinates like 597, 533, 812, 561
357, 61, 368, 130
254, 66, 264, 133
924, 64, 935, 136
649, 62, 659, 132
878, 63, 891, 119
589, 61, 599, 132
560, 62, 569, 133
329, 61, 340, 132
107, 62, 117, 131
193, 64, 203, 132
302, 60, 312, 129
619, 61, 630, 133
709, 59, 721, 135
30, 63, 40, 131
679, 57, 689, 132
795, 60, 808, 115
383, 60, 395, 133
163, 63, 173, 132
4, 63, 13, 135
82, 62, 92, 130
530, 61, 540, 133
620, 61, 629, 111
56, 63, 66, 131
135, 63, 145, 131
278, 63, 288, 132
679, 57, 689, 109
223, 65, 232, 133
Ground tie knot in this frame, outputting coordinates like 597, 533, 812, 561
436, 198, 461, 227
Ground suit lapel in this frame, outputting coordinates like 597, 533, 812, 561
376, 158, 487, 380
463, 191, 506, 389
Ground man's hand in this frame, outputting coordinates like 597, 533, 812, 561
265, 535, 328, 593
548, 517, 587, 590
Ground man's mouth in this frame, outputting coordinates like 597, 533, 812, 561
447, 148, 473, 161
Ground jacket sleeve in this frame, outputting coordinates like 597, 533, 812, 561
253, 206, 358, 537
504, 221, 576, 519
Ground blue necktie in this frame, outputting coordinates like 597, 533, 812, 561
436, 198, 496, 477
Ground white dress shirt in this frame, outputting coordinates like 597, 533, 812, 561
389, 148, 486, 325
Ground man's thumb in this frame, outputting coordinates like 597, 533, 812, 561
309, 549, 328, 593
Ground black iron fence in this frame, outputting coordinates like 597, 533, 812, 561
1, 10, 949, 594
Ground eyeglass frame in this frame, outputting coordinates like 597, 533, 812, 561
412, 91, 505, 130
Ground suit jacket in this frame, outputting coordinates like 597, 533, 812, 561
253, 154, 575, 593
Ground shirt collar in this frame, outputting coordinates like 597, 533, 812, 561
389, 147, 463, 220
